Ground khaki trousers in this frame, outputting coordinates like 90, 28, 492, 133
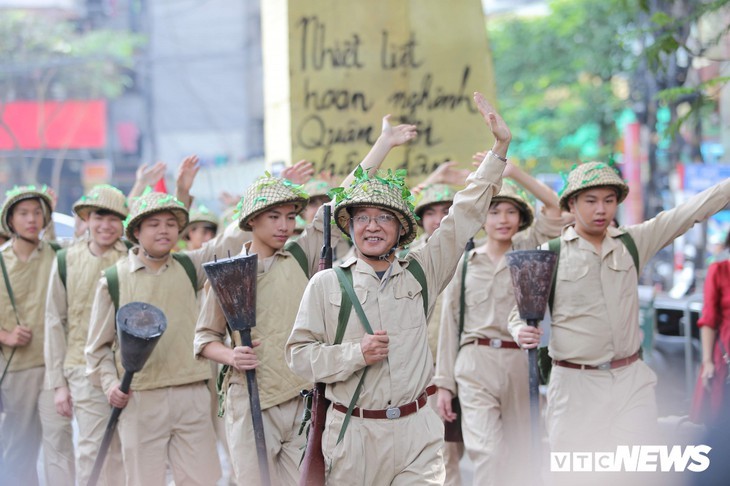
427, 387, 464, 486
545, 361, 660, 486
0, 365, 74, 486
455, 344, 531, 486
66, 366, 124, 486
546, 360, 658, 452
323, 403, 445, 485
117, 382, 220, 486
225, 384, 304, 485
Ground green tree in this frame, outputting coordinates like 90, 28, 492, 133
488, 0, 639, 174
0, 10, 145, 185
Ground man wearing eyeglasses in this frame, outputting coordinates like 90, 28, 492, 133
286, 92, 509, 485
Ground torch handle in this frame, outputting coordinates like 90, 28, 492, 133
239, 329, 271, 486
527, 319, 542, 484
87, 370, 134, 486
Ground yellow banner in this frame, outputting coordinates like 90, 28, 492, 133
264, 0, 497, 184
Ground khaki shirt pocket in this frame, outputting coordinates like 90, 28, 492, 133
607, 254, 637, 299
556, 263, 590, 307
328, 288, 368, 342
393, 277, 426, 329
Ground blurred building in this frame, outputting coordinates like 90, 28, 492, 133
0, 0, 265, 213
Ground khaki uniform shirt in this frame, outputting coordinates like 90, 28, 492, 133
286, 156, 505, 410
434, 209, 563, 393
0, 240, 55, 372
194, 205, 336, 409
44, 240, 129, 389
509, 180, 730, 365
85, 221, 248, 394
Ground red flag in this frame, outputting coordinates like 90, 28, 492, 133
153, 177, 167, 194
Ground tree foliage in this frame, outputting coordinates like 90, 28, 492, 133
488, 0, 640, 173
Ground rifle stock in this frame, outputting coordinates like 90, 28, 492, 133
300, 204, 332, 486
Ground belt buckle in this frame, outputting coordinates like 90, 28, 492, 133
385, 407, 401, 419
490, 338, 503, 349
597, 361, 611, 370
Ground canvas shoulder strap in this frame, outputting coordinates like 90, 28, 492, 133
333, 266, 373, 445
57, 248, 68, 290
49, 241, 62, 253
458, 250, 472, 341
284, 241, 309, 278
617, 232, 640, 275
405, 259, 428, 317
547, 238, 561, 312
0, 253, 19, 327
172, 253, 198, 296
103, 264, 120, 313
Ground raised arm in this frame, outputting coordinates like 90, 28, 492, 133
340, 114, 417, 187
503, 163, 561, 218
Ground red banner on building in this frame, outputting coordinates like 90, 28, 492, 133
0, 100, 106, 150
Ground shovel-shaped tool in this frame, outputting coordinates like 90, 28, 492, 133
88, 302, 167, 486
203, 254, 271, 486
505, 250, 557, 483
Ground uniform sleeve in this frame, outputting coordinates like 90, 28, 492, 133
293, 202, 342, 277
194, 285, 229, 357
411, 154, 505, 311
286, 272, 367, 383
507, 304, 527, 344
85, 276, 120, 395
698, 262, 722, 329
627, 179, 730, 270
433, 264, 463, 394
44, 258, 69, 390
185, 220, 252, 288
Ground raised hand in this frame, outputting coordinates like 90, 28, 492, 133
218, 191, 241, 209
136, 161, 167, 188
282, 159, 315, 185
380, 114, 417, 149
473, 92, 511, 158
430, 161, 472, 187
176, 155, 200, 194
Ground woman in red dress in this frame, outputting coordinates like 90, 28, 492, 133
691, 233, 730, 423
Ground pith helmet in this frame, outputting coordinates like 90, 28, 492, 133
414, 184, 456, 226
124, 191, 188, 244
491, 180, 534, 231
73, 184, 129, 221
182, 205, 219, 237
1, 185, 54, 234
302, 178, 334, 200
332, 166, 418, 246
238, 176, 309, 231
558, 161, 628, 211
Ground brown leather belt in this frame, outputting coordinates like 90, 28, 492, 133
472, 337, 520, 349
332, 385, 437, 420
553, 351, 640, 371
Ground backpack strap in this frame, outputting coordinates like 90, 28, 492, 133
172, 253, 198, 297
284, 241, 309, 278
458, 250, 472, 342
49, 241, 62, 253
405, 259, 428, 318
547, 237, 561, 312
334, 266, 373, 445
103, 265, 120, 313
617, 232, 639, 276
57, 248, 68, 290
